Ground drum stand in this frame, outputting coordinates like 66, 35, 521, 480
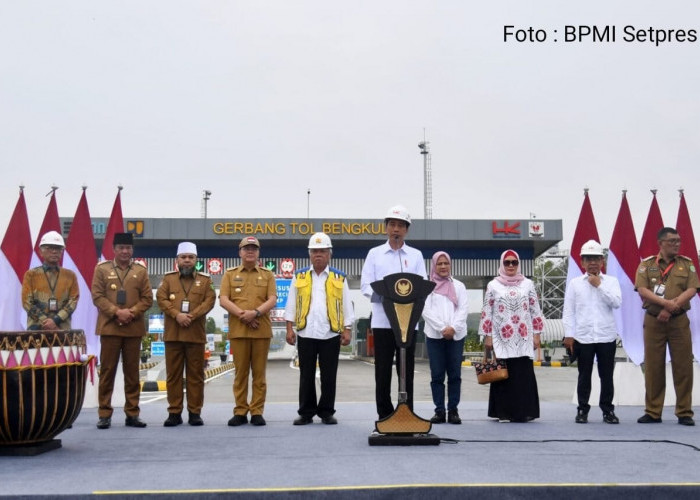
0, 440, 62, 456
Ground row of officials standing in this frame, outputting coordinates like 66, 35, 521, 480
20, 211, 698, 429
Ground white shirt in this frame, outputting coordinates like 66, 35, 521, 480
283, 265, 355, 340
422, 279, 469, 341
563, 273, 621, 344
360, 240, 427, 329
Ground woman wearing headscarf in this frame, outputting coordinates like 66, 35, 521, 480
478, 249, 543, 422
422, 251, 469, 424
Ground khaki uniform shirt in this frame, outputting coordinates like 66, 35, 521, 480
91, 260, 153, 337
220, 265, 276, 339
635, 254, 700, 315
156, 270, 216, 343
21, 265, 79, 329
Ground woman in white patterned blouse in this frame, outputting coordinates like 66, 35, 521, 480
479, 249, 544, 422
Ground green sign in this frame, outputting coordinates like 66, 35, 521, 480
264, 260, 276, 272
195, 260, 205, 272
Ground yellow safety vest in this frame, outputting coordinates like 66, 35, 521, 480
293, 267, 346, 333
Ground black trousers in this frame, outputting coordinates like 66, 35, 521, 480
373, 328, 416, 418
575, 340, 616, 414
297, 335, 341, 418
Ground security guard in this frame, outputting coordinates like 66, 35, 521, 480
635, 227, 700, 426
156, 242, 216, 427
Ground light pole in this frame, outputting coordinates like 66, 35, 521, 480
307, 189, 311, 219
418, 140, 432, 219
202, 190, 211, 219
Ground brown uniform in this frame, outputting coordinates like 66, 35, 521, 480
22, 265, 79, 330
220, 265, 276, 416
92, 260, 153, 419
156, 270, 216, 415
635, 254, 700, 419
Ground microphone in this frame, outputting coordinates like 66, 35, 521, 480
393, 235, 403, 272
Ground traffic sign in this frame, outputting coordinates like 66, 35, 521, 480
208, 258, 223, 274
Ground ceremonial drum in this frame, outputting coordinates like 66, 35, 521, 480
0, 330, 92, 450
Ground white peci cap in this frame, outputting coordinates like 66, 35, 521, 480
177, 241, 197, 256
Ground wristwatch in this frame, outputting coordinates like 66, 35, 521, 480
254, 309, 261, 318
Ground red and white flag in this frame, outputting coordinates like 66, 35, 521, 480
0, 188, 33, 330
675, 190, 700, 360
101, 187, 124, 262
639, 190, 664, 259
31, 188, 62, 268
567, 189, 601, 285
607, 191, 644, 364
63, 189, 100, 358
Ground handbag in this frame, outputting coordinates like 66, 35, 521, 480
474, 349, 508, 385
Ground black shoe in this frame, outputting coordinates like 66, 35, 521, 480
430, 411, 446, 424
228, 415, 248, 426
678, 416, 695, 426
96, 417, 111, 429
321, 415, 338, 425
293, 416, 313, 425
163, 413, 183, 427
447, 410, 462, 425
603, 412, 619, 424
125, 416, 147, 428
188, 413, 204, 426
637, 414, 662, 424
575, 410, 588, 424
250, 415, 266, 426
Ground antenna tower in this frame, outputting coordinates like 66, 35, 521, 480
418, 138, 432, 219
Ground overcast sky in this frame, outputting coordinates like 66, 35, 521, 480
2, 1, 699, 250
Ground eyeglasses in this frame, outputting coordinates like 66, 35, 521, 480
503, 260, 519, 267
662, 238, 681, 244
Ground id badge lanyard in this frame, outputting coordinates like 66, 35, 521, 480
179, 276, 195, 313
654, 255, 675, 296
43, 268, 60, 312
114, 264, 132, 305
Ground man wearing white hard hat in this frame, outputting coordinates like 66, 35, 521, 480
284, 233, 354, 425
563, 240, 622, 424
22, 231, 79, 331
156, 242, 216, 427
360, 205, 427, 419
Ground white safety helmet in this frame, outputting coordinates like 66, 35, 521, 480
39, 231, 65, 248
384, 205, 411, 226
580, 239, 604, 256
308, 232, 332, 249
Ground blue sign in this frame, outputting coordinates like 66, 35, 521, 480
151, 341, 165, 356
148, 314, 164, 334
276, 279, 292, 308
